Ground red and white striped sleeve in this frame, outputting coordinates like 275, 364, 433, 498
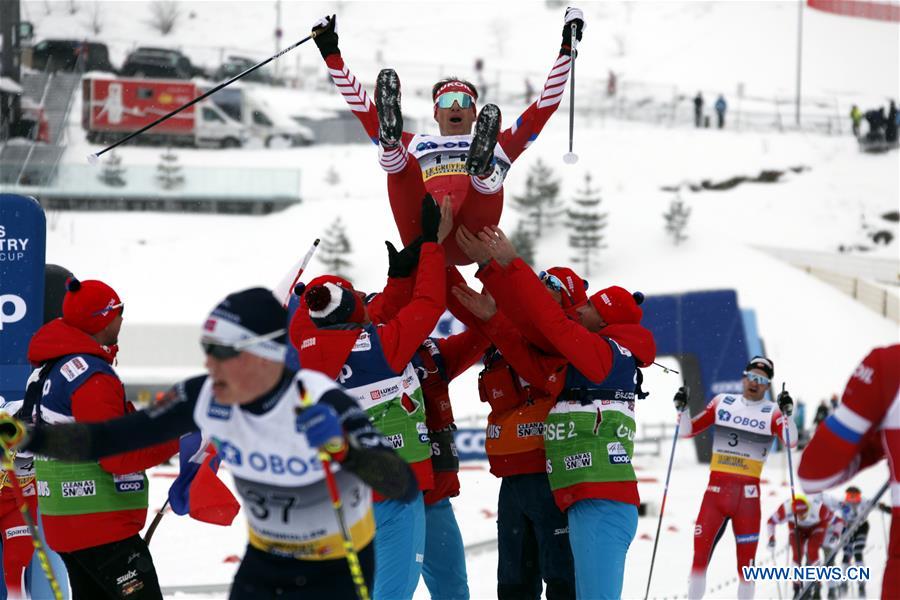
678, 395, 719, 439
771, 407, 799, 448
495, 53, 572, 164
324, 53, 379, 144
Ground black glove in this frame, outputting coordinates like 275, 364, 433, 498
561, 7, 585, 56
386, 237, 423, 278
778, 390, 794, 417
312, 14, 340, 59
673, 386, 690, 412
421, 194, 441, 243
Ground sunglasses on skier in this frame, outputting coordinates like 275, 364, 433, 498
201, 328, 286, 360
538, 271, 574, 302
435, 91, 475, 109
743, 371, 770, 386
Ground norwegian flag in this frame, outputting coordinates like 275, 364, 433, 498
592, 408, 603, 435
168, 432, 239, 526
400, 393, 419, 415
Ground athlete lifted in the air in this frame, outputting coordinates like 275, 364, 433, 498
311, 8, 585, 264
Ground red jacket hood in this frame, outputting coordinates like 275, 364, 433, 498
602, 323, 656, 368
289, 301, 360, 379
27, 319, 117, 366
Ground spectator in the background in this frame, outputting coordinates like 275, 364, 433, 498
794, 397, 807, 443
813, 399, 830, 429
693, 92, 704, 128
607, 70, 617, 97
864, 108, 886, 142
850, 104, 862, 137
714, 94, 727, 129
886, 100, 898, 144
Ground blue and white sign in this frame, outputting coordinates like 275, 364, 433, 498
0, 194, 46, 405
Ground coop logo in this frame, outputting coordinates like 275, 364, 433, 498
114, 473, 145, 493
607, 442, 631, 464
0, 294, 27, 331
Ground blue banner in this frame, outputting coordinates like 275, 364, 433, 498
453, 428, 486, 461
0, 194, 45, 405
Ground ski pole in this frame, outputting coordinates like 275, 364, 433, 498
274, 238, 321, 307
144, 498, 169, 544
796, 479, 890, 600
0, 446, 63, 600
771, 544, 783, 600
779, 383, 805, 592
297, 383, 370, 600
562, 22, 579, 165
644, 400, 684, 600
88, 30, 320, 162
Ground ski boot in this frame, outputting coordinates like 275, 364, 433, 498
827, 586, 838, 599
857, 582, 865, 597
812, 582, 822, 599
376, 68, 402, 146
465, 103, 501, 177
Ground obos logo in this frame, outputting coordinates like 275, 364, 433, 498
733, 416, 766, 430
0, 294, 27, 331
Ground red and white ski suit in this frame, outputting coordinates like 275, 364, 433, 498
0, 458, 37, 598
798, 344, 900, 600
767, 497, 841, 566
321, 51, 571, 265
679, 394, 797, 584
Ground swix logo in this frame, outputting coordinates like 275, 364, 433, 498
717, 409, 732, 422
0, 294, 27, 331
400, 394, 419, 415
115, 569, 137, 585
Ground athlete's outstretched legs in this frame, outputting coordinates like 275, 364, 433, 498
731, 486, 762, 599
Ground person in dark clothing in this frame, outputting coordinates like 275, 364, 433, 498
714, 95, 727, 129
813, 400, 830, 429
864, 108, 886, 142
1, 287, 417, 600
693, 92, 704, 128
886, 100, 897, 143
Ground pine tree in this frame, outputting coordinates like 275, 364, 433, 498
509, 220, 537, 266
510, 158, 563, 238
98, 150, 126, 187
156, 147, 184, 190
663, 194, 691, 245
318, 217, 353, 276
566, 172, 608, 277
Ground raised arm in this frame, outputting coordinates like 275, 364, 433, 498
496, 7, 585, 163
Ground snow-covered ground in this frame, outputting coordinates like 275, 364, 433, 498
10, 1, 900, 599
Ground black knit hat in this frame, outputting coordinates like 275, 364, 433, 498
202, 288, 288, 361
745, 355, 774, 379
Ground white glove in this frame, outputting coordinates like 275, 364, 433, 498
565, 6, 586, 32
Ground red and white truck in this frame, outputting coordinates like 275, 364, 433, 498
82, 76, 246, 148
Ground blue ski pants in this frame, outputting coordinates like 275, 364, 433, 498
568, 498, 637, 599
373, 491, 425, 600
422, 498, 469, 599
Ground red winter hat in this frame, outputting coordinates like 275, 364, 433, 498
589, 286, 644, 326
545, 266, 589, 308
304, 274, 355, 293
62, 277, 123, 335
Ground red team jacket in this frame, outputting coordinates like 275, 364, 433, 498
27, 320, 178, 552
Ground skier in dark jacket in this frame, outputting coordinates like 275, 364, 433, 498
1, 287, 417, 600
